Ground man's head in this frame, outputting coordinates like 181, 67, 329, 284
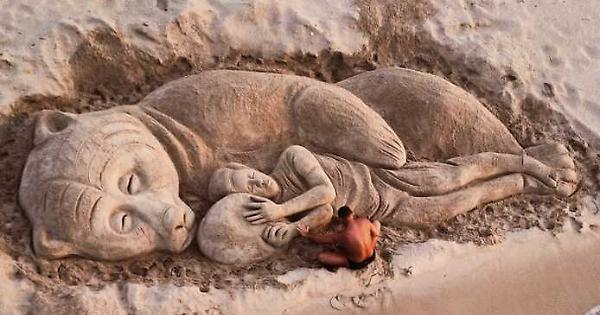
207, 163, 280, 202
337, 206, 354, 222
19, 109, 196, 260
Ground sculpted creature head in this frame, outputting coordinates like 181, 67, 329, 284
19, 109, 195, 260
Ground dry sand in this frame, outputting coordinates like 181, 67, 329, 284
423, 0, 600, 146
1, 0, 600, 314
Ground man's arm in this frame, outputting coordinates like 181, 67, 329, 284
297, 223, 340, 245
370, 220, 381, 249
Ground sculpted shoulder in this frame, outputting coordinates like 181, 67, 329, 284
137, 71, 312, 152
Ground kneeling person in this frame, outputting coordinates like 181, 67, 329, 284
297, 206, 380, 270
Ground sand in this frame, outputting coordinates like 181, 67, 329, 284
0, 0, 366, 113
3, 201, 600, 314
1, 0, 600, 314
423, 0, 600, 146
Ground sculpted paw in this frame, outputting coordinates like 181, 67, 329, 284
524, 143, 578, 197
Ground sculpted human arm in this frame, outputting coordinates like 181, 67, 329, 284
259, 204, 334, 248
278, 145, 336, 216
244, 145, 335, 224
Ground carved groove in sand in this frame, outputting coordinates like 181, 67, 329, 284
18, 68, 578, 262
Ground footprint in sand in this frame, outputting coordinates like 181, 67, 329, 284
157, 0, 168, 11
541, 44, 564, 67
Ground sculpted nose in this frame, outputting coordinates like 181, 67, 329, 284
162, 206, 194, 233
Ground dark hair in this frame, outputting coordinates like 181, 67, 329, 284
338, 206, 352, 218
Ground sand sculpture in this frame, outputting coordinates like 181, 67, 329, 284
18, 68, 577, 262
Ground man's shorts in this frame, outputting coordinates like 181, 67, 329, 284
348, 251, 376, 270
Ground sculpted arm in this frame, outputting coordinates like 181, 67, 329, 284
277, 145, 336, 217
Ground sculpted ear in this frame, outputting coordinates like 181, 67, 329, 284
32, 227, 77, 259
34, 110, 77, 146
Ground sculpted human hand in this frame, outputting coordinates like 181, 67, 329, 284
262, 222, 298, 247
243, 195, 285, 225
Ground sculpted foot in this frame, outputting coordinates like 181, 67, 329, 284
261, 222, 299, 248
523, 143, 578, 197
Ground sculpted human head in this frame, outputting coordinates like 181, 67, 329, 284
207, 163, 280, 202
19, 109, 195, 260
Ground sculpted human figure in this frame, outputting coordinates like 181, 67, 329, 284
18, 68, 578, 261
198, 142, 575, 263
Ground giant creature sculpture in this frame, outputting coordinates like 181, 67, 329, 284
18, 68, 577, 261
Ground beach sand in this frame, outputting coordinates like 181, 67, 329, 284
1, 0, 600, 314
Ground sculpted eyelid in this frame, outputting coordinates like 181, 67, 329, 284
121, 213, 128, 228
89, 196, 102, 231
126, 174, 134, 193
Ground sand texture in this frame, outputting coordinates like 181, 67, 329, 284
1, 0, 600, 314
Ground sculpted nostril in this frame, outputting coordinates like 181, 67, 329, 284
175, 224, 184, 230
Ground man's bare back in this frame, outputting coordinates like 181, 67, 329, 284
298, 206, 380, 269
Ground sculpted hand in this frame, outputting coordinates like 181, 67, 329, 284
262, 222, 298, 247
243, 195, 285, 225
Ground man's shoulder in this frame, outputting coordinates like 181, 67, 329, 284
353, 217, 374, 226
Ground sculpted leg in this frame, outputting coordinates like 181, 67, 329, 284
375, 147, 574, 197
337, 67, 523, 161
387, 174, 525, 228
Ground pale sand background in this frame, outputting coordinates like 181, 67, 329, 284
0, 0, 366, 113
1, 0, 600, 314
424, 0, 600, 146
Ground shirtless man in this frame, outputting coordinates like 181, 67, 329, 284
297, 206, 380, 269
